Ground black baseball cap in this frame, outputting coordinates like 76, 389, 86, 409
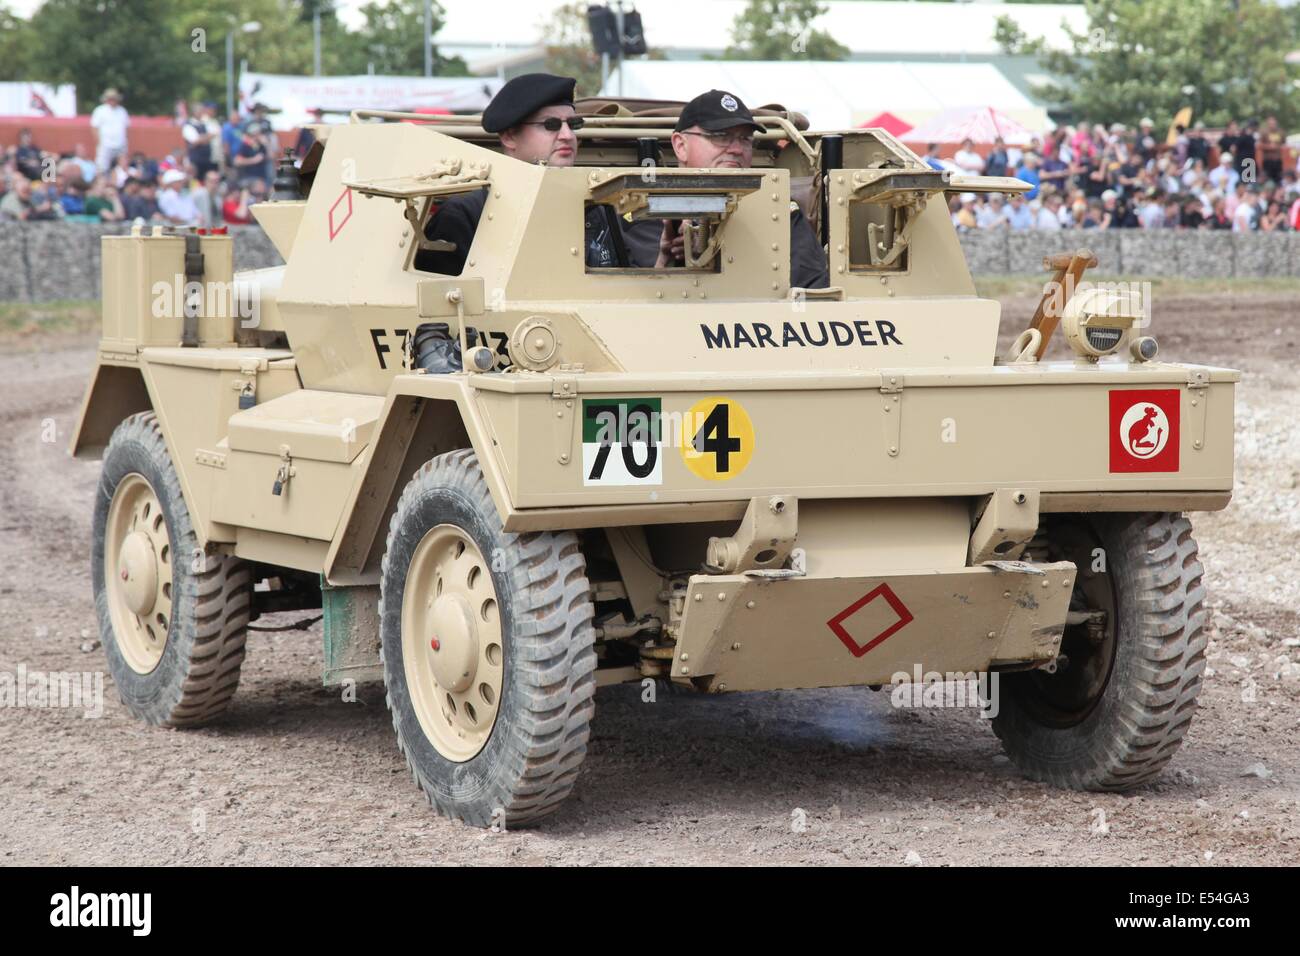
482, 73, 576, 133
674, 90, 764, 135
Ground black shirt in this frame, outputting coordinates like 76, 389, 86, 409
789, 207, 830, 289
15, 144, 42, 181
414, 189, 627, 274
414, 190, 487, 275
622, 206, 829, 289
1216, 133, 1257, 175
1233, 133, 1256, 175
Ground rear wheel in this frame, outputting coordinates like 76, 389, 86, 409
379, 450, 596, 827
993, 512, 1207, 791
92, 412, 251, 726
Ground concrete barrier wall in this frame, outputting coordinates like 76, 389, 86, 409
1, 222, 1298, 302
0, 224, 285, 303
959, 228, 1300, 279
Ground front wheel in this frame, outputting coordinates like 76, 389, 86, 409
992, 512, 1208, 791
378, 450, 596, 827
92, 412, 251, 726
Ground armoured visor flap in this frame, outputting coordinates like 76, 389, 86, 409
343, 158, 492, 200
587, 170, 764, 221
946, 174, 1035, 194
850, 168, 951, 205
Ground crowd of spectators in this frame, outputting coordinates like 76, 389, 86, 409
0, 91, 312, 228
932, 116, 1299, 233
3, 101, 1298, 236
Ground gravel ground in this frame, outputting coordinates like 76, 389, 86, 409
1, 290, 1297, 866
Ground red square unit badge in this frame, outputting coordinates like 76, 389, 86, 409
827, 583, 914, 658
1109, 389, 1180, 473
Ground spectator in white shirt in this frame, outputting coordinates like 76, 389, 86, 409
1137, 192, 1165, 229
976, 192, 1009, 229
1232, 191, 1257, 232
90, 88, 130, 173
69, 143, 97, 185
1181, 158, 1205, 189
158, 169, 200, 225
1208, 154, 1239, 193
1005, 191, 1035, 230
192, 169, 224, 229
953, 138, 985, 175
1036, 193, 1063, 230
1005, 142, 1024, 172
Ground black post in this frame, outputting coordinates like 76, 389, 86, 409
636, 136, 660, 168
270, 149, 302, 202
820, 134, 843, 248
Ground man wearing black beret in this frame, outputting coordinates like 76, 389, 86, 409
642, 89, 829, 289
416, 73, 627, 273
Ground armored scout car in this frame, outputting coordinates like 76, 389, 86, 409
73, 101, 1237, 826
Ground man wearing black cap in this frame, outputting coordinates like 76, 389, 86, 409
644, 89, 828, 289
416, 72, 627, 274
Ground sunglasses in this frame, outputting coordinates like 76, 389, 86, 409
680, 130, 755, 148
520, 116, 586, 133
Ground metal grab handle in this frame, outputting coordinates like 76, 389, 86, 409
1004, 328, 1042, 364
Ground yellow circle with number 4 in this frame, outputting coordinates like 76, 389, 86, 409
679, 397, 755, 480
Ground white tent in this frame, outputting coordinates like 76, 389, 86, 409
600, 60, 1048, 133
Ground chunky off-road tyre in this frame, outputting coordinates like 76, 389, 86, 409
379, 449, 597, 827
993, 512, 1207, 791
92, 412, 252, 726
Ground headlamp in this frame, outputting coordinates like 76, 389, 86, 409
1061, 287, 1146, 361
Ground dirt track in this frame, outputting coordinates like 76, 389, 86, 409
2, 291, 1297, 866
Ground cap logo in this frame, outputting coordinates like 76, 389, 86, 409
720, 94, 738, 112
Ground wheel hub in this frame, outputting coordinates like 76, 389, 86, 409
117, 531, 158, 615
1015, 521, 1119, 727
428, 593, 478, 693
400, 524, 505, 762
103, 473, 173, 675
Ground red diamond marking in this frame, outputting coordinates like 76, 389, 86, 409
328, 188, 353, 240
826, 583, 914, 658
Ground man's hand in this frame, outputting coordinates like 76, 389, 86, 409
654, 219, 708, 268
654, 219, 686, 268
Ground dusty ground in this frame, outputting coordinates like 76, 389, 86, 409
1, 287, 1297, 866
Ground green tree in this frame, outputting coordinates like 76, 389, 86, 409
340, 0, 467, 76
143, 0, 469, 110
26, 0, 197, 113
541, 2, 604, 98
4, 0, 470, 115
179, 0, 359, 99
725, 0, 848, 61
0, 3, 33, 81
998, 0, 1300, 128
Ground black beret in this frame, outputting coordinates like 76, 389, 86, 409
482, 73, 576, 133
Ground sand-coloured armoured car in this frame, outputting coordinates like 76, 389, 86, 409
73, 100, 1237, 826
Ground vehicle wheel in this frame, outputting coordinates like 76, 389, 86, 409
92, 412, 252, 726
379, 449, 597, 827
992, 512, 1207, 791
